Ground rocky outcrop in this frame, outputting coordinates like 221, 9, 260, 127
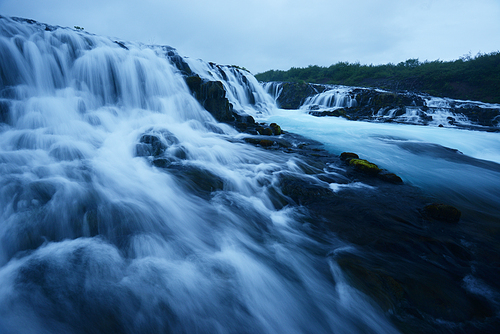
423, 203, 462, 223
274, 82, 329, 109
185, 75, 234, 123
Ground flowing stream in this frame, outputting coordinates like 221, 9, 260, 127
1, 16, 499, 334
0, 16, 401, 334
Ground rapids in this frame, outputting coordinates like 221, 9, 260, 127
0, 16, 399, 334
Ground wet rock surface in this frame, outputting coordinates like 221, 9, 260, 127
234, 117, 500, 333
185, 75, 235, 123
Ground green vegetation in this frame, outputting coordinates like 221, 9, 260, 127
255, 52, 500, 103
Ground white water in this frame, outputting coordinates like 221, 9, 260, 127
293, 84, 500, 128
0, 17, 400, 334
183, 57, 276, 118
301, 86, 358, 110
268, 109, 500, 215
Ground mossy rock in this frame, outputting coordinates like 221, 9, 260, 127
269, 123, 282, 135
257, 127, 273, 136
349, 159, 381, 175
423, 203, 461, 223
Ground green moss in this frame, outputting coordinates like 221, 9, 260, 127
269, 123, 282, 135
257, 127, 273, 136
349, 158, 381, 175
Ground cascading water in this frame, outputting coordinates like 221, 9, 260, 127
0, 16, 401, 334
183, 57, 276, 119
301, 86, 358, 111
273, 83, 500, 129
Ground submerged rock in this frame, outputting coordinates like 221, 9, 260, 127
423, 203, 462, 223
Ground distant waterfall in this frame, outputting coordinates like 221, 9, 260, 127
301, 87, 358, 110
0, 16, 398, 334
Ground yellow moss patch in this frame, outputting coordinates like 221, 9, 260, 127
349, 159, 381, 175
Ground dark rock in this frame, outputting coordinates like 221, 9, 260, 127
340, 152, 403, 184
0, 100, 10, 124
160, 46, 193, 76
185, 76, 234, 123
423, 203, 461, 223
243, 137, 261, 145
378, 171, 403, 184
166, 164, 224, 198
269, 123, 282, 135
310, 108, 348, 118
337, 256, 404, 312
279, 173, 332, 205
340, 152, 359, 161
257, 127, 273, 136
135, 130, 178, 157
259, 139, 275, 147
275, 82, 328, 109
233, 113, 255, 125
136, 135, 166, 157
113, 41, 128, 50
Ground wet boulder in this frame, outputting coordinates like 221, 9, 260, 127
269, 123, 282, 135
348, 158, 381, 176
279, 173, 333, 205
377, 170, 403, 184
257, 126, 273, 136
135, 130, 179, 157
340, 152, 403, 184
340, 152, 359, 161
423, 203, 461, 223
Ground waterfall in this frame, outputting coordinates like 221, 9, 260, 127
301, 86, 358, 110
0, 16, 399, 334
183, 57, 276, 119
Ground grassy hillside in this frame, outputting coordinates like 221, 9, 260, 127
255, 52, 500, 104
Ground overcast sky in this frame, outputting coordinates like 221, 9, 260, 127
1, 0, 499, 74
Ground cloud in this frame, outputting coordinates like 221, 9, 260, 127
1, 0, 499, 73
